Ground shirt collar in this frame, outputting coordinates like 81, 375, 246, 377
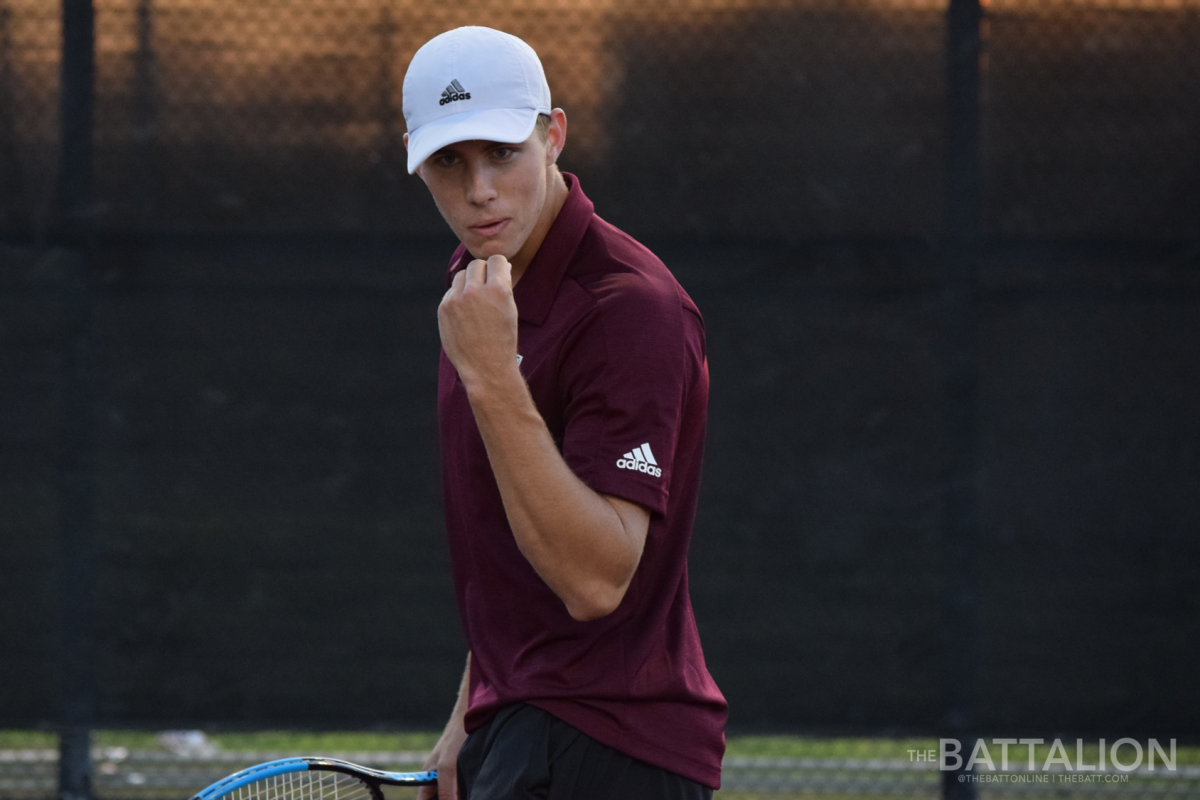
512, 172, 593, 325
448, 172, 593, 327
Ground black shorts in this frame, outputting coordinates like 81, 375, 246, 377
457, 703, 714, 800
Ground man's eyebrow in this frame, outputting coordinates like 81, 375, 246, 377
437, 140, 519, 153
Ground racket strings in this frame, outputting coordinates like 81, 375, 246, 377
231, 771, 376, 800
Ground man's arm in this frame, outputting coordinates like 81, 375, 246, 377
417, 653, 471, 800
438, 255, 650, 621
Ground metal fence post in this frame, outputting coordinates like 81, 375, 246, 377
57, 2, 96, 800
59, 0, 94, 241
132, 0, 158, 219
942, 0, 982, 799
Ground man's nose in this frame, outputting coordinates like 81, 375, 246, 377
465, 162, 498, 205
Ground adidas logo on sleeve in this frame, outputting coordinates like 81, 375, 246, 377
616, 443, 662, 478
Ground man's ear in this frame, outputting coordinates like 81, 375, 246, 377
404, 133, 426, 180
546, 108, 567, 166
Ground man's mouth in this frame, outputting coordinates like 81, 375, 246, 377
469, 218, 510, 237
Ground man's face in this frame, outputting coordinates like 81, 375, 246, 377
414, 130, 552, 264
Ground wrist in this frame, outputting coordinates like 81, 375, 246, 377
461, 360, 527, 408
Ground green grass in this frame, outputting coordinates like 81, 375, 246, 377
209, 731, 440, 753
0, 729, 439, 753
3, 730, 1198, 767
93, 731, 166, 749
725, 736, 939, 760
0, 730, 56, 749
3, 730, 1197, 800
722, 735, 1200, 768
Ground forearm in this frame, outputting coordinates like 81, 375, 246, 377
465, 366, 643, 621
420, 654, 470, 800
447, 653, 470, 730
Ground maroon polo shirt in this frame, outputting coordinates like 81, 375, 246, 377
437, 173, 727, 788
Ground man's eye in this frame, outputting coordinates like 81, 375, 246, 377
492, 147, 516, 160
436, 154, 459, 166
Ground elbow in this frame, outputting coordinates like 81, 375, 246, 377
566, 599, 619, 622
564, 580, 630, 622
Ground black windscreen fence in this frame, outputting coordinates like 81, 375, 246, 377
2, 0, 1199, 741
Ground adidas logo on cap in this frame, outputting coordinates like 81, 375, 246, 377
616, 443, 662, 478
440, 79, 470, 106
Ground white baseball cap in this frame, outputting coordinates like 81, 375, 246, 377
403, 27, 552, 175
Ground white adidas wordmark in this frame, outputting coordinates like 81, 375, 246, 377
616, 443, 662, 478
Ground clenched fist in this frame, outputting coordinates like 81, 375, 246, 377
438, 254, 520, 391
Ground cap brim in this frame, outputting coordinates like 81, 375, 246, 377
406, 107, 540, 174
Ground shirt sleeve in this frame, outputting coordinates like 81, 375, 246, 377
557, 275, 703, 516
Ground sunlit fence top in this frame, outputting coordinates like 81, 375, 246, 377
1, 0, 1197, 236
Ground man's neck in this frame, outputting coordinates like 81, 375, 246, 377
509, 170, 569, 285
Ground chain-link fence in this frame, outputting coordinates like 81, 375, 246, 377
3, 1, 1198, 240
2, 1, 1199, 798
3, 745, 1200, 800
982, 0, 1200, 238
2, 0, 953, 237
0, 1, 59, 233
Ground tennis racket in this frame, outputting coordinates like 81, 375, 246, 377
191, 757, 436, 800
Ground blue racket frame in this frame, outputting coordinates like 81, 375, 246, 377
191, 757, 437, 800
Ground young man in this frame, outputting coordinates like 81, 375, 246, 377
403, 26, 727, 800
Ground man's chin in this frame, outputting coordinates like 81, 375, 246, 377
465, 240, 518, 262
